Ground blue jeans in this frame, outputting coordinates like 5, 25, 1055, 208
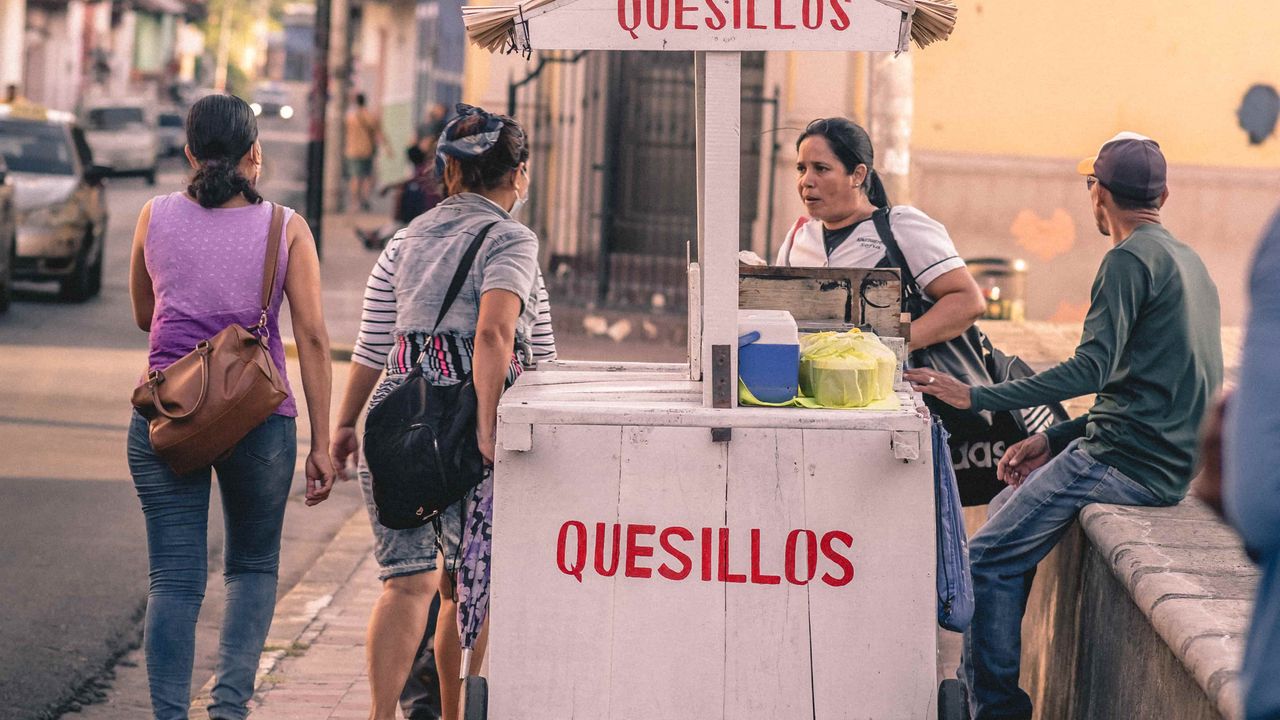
960, 439, 1166, 719
127, 411, 297, 720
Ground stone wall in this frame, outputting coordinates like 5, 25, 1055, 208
1014, 502, 1254, 720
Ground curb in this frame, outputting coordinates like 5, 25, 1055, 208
187, 509, 374, 718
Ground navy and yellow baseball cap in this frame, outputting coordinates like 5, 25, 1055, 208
1077, 131, 1167, 201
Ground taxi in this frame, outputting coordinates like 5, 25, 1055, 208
0, 100, 109, 302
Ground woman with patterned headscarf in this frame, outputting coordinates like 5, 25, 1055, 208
331, 104, 545, 720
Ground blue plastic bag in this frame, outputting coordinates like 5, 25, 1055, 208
933, 416, 975, 632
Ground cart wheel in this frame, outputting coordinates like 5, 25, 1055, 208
938, 679, 968, 720
462, 675, 488, 720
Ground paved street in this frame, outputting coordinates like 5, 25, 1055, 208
0, 120, 364, 720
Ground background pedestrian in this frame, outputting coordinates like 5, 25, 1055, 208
345, 92, 387, 212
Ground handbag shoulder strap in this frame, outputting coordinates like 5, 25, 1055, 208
429, 221, 501, 336
872, 206, 937, 324
870, 207, 921, 295
256, 203, 285, 329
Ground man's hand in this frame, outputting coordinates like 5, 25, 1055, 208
1191, 391, 1230, 517
999, 433, 1051, 487
903, 368, 973, 410
330, 426, 360, 480
305, 449, 337, 506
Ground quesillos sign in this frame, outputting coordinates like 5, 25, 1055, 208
522, 0, 908, 51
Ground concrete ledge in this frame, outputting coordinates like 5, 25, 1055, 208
1019, 498, 1254, 720
1081, 500, 1254, 720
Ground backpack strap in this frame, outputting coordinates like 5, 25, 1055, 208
409, 221, 501, 371
429, 221, 501, 336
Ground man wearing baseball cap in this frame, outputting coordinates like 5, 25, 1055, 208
906, 132, 1223, 719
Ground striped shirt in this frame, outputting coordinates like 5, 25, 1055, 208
352, 233, 558, 376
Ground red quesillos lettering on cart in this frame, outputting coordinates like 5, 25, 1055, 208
555, 521, 855, 587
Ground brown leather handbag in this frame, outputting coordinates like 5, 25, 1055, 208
131, 203, 289, 475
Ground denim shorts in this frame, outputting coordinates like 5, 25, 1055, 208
358, 374, 463, 581
345, 156, 373, 178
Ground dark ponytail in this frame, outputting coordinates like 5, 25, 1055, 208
185, 94, 263, 208
797, 117, 890, 208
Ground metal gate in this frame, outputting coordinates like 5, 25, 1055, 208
598, 51, 768, 309
509, 51, 773, 311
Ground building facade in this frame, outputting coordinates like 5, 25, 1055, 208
9, 0, 204, 112
350, 0, 466, 186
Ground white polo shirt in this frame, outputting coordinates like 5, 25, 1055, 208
775, 205, 966, 297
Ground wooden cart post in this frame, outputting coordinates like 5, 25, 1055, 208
695, 50, 742, 408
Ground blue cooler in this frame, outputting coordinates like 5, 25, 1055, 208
738, 310, 800, 404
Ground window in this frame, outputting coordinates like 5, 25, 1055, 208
0, 120, 76, 175
87, 107, 146, 131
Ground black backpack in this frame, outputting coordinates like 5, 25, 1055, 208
364, 222, 498, 529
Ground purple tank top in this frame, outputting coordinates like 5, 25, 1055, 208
144, 192, 296, 417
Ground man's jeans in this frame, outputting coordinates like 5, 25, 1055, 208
127, 411, 296, 720
961, 439, 1166, 720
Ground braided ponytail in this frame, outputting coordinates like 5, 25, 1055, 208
184, 95, 263, 208
188, 156, 263, 208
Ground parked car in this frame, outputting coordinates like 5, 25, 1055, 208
0, 100, 109, 302
83, 100, 159, 184
0, 155, 15, 313
251, 84, 295, 120
156, 108, 186, 157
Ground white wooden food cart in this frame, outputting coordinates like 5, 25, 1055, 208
476, 1, 950, 717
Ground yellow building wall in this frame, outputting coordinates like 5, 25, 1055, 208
912, 0, 1280, 167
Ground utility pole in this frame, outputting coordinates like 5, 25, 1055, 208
323, 0, 351, 216
867, 51, 913, 205
305, 0, 331, 255
213, 0, 233, 92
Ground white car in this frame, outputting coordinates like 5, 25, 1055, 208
156, 109, 186, 157
83, 102, 159, 184
0, 101, 110, 302
251, 85, 295, 120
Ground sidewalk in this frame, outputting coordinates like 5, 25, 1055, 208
236, 512, 382, 719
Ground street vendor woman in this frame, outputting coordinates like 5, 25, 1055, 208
775, 117, 985, 350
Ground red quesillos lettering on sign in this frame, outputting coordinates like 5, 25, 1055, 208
617, 0, 856, 38
555, 521, 855, 588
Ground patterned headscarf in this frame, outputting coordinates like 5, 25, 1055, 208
434, 103, 512, 178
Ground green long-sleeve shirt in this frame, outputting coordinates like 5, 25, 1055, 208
970, 224, 1223, 504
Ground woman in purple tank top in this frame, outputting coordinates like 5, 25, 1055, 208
125, 94, 335, 720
